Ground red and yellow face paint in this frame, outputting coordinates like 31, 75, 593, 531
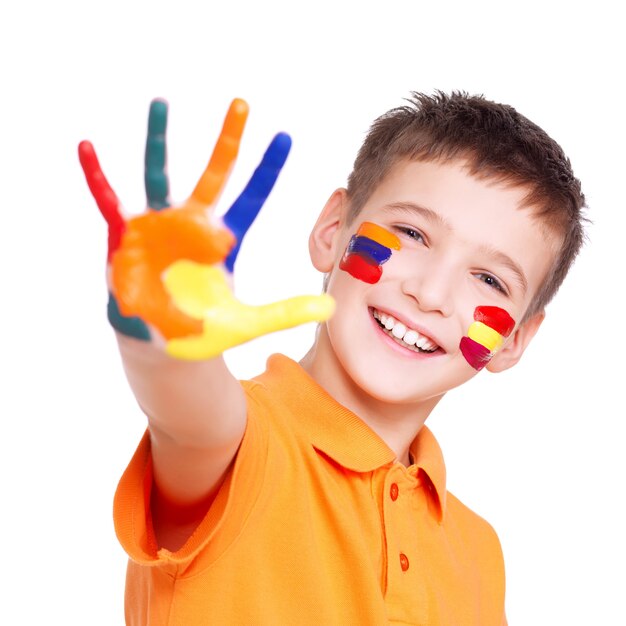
460, 306, 515, 370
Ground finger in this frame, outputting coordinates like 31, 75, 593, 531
251, 293, 335, 336
164, 293, 335, 361
145, 99, 171, 211
78, 140, 125, 259
223, 132, 292, 272
188, 98, 249, 208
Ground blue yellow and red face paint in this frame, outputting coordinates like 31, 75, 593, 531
460, 306, 515, 370
339, 222, 401, 283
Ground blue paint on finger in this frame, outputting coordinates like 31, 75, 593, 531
145, 99, 171, 211
223, 132, 292, 272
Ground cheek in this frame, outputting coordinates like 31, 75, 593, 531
340, 252, 383, 283
338, 222, 401, 284
460, 306, 516, 371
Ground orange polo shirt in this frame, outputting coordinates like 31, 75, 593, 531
114, 354, 506, 625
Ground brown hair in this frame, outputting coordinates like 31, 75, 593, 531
345, 91, 587, 320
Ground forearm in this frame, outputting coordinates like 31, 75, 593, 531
118, 333, 245, 445
117, 333, 246, 504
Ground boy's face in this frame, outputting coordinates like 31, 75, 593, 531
309, 159, 560, 406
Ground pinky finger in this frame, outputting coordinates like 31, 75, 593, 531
78, 141, 126, 258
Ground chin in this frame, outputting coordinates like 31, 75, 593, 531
339, 353, 451, 407
323, 299, 474, 408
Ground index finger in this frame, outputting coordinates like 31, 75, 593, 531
223, 132, 292, 272
188, 98, 249, 208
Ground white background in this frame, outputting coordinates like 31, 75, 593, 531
1, 1, 624, 624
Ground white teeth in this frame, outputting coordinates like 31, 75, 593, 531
392, 322, 406, 339
403, 330, 418, 346
416, 336, 436, 351
371, 309, 439, 352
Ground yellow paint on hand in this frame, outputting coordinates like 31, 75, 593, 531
163, 260, 335, 360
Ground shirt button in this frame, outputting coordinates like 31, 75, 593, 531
399, 553, 410, 571
390, 483, 399, 501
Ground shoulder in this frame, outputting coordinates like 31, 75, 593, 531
239, 377, 293, 431
239, 354, 318, 432
444, 491, 506, 584
446, 491, 503, 551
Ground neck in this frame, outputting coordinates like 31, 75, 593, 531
300, 327, 443, 466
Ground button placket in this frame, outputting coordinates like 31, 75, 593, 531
381, 466, 430, 624
384, 468, 416, 576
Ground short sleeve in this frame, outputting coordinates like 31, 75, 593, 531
113, 381, 270, 570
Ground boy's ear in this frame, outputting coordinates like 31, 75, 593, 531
309, 188, 349, 272
486, 311, 545, 373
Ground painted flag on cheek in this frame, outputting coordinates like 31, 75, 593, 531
339, 222, 401, 284
460, 306, 515, 371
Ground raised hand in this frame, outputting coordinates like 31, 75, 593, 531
79, 99, 334, 360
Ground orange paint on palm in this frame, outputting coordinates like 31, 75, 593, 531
189, 99, 249, 208
111, 206, 235, 339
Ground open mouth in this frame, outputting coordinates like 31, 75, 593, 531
371, 308, 441, 354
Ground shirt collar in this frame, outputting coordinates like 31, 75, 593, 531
254, 354, 447, 520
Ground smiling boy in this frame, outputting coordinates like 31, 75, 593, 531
81, 92, 585, 625
304, 158, 556, 452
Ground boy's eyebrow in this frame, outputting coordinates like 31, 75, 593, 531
478, 244, 528, 295
382, 202, 452, 230
381, 201, 528, 295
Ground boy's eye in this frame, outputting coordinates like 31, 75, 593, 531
475, 273, 507, 294
395, 226, 426, 244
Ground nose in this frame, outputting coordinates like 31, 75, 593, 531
401, 258, 455, 318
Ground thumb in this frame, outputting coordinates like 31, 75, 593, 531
250, 294, 335, 336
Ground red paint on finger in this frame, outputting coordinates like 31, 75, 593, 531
78, 141, 126, 259
474, 306, 515, 337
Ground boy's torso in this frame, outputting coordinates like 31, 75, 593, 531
116, 354, 506, 625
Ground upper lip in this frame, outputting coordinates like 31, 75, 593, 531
370, 305, 448, 353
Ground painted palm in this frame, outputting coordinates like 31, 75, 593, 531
79, 99, 334, 360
